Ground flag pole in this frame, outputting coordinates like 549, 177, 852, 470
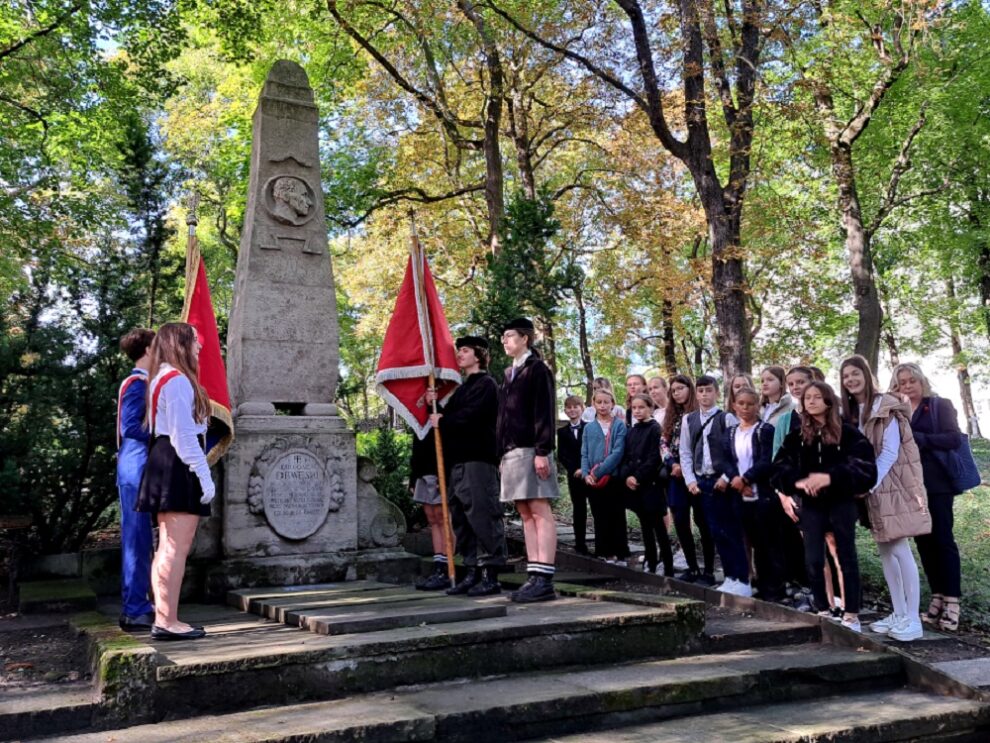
408, 212, 457, 583
180, 191, 200, 323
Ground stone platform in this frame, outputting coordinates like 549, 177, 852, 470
5, 578, 990, 742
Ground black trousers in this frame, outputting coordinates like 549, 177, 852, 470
589, 481, 629, 558
915, 492, 961, 597
668, 477, 715, 574
449, 462, 507, 567
741, 496, 786, 600
567, 474, 589, 550
798, 498, 861, 613
630, 503, 674, 573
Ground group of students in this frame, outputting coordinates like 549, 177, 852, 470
561, 359, 966, 638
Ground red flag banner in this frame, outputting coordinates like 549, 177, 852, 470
375, 252, 461, 439
181, 230, 234, 465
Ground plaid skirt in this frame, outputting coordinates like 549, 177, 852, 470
499, 447, 560, 503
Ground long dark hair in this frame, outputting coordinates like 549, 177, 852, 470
800, 381, 843, 446
839, 354, 880, 428
662, 374, 697, 441
146, 322, 210, 425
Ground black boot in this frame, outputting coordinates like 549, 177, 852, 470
512, 574, 557, 603
446, 566, 481, 595
415, 564, 451, 591
467, 567, 502, 597
509, 575, 538, 601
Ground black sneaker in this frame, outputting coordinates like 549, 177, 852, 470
415, 566, 451, 591
694, 573, 716, 587
509, 575, 538, 600
467, 567, 502, 597
512, 575, 557, 603
674, 569, 698, 583
119, 611, 155, 631
446, 567, 480, 595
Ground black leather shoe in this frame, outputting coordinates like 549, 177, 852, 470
512, 575, 557, 603
415, 566, 451, 591
674, 569, 697, 583
694, 573, 717, 587
509, 575, 537, 600
467, 567, 502, 597
119, 612, 156, 631
446, 567, 480, 595
151, 625, 207, 641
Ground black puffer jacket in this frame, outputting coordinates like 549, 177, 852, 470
771, 423, 877, 502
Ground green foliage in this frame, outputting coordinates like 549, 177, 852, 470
357, 426, 416, 523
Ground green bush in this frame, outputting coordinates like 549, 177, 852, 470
357, 426, 418, 524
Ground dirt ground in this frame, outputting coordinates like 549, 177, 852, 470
0, 614, 90, 690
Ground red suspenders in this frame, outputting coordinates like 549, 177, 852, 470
116, 373, 146, 449
150, 370, 182, 435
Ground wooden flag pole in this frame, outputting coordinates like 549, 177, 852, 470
409, 213, 457, 583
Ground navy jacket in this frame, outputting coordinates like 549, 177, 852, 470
619, 419, 665, 511
910, 396, 964, 495
723, 421, 775, 499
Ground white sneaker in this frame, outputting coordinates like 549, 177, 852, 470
615, 560, 628, 567
841, 616, 862, 633
673, 550, 689, 571
870, 612, 900, 635
733, 581, 753, 598
717, 578, 739, 593
889, 616, 924, 642
654, 564, 666, 576
642, 562, 653, 573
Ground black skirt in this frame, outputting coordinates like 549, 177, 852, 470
136, 436, 211, 517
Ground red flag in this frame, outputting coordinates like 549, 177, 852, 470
376, 250, 460, 439
181, 207, 233, 464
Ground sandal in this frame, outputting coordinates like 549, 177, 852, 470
939, 597, 960, 632
924, 594, 944, 625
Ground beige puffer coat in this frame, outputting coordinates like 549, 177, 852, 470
863, 394, 932, 543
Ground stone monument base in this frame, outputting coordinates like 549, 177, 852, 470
201, 549, 421, 602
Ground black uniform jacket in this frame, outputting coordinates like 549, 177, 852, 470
557, 420, 585, 478
618, 419, 665, 511
496, 351, 557, 459
438, 371, 499, 467
771, 423, 877, 502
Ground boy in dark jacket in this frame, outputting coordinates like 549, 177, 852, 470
428, 335, 507, 596
557, 395, 589, 554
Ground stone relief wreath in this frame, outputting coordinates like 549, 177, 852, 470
263, 174, 317, 226
247, 435, 345, 540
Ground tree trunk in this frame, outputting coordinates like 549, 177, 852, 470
574, 281, 595, 403
540, 316, 557, 376
661, 297, 677, 376
946, 278, 981, 437
830, 143, 882, 369
507, 95, 537, 200
976, 238, 990, 343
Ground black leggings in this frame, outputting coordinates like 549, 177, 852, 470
669, 477, 714, 574
632, 505, 674, 573
589, 482, 629, 558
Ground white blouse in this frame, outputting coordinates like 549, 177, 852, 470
150, 364, 214, 500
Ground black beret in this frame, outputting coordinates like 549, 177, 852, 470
455, 335, 489, 350
503, 317, 535, 333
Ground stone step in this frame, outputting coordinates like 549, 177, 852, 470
17, 579, 97, 614
0, 684, 97, 742
702, 609, 820, 651
548, 689, 990, 742
104, 592, 705, 722
32, 644, 908, 743
497, 571, 611, 587
300, 598, 508, 635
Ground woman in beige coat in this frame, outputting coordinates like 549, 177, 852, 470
840, 355, 931, 642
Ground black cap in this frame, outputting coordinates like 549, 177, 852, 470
456, 335, 489, 351
503, 317, 535, 333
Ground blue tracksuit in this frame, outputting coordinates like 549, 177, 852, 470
116, 369, 154, 618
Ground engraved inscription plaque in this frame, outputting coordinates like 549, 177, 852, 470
262, 449, 330, 540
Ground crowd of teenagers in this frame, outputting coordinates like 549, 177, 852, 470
410, 328, 970, 638
115, 316, 970, 639
558, 359, 969, 638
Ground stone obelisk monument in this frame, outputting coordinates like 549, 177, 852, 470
209, 61, 412, 594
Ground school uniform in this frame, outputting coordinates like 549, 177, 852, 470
724, 420, 784, 599
619, 418, 673, 573
409, 428, 440, 505
136, 364, 214, 516
680, 407, 747, 583
116, 368, 154, 621
437, 371, 506, 569
581, 416, 628, 558
497, 351, 560, 503
663, 414, 715, 578
557, 419, 589, 553
771, 409, 808, 586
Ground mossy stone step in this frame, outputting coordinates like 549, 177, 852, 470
498, 571, 610, 587
299, 597, 508, 635
18, 579, 97, 614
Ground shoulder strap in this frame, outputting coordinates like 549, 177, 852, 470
116, 373, 146, 449
150, 370, 183, 434
929, 396, 940, 431
692, 411, 718, 451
